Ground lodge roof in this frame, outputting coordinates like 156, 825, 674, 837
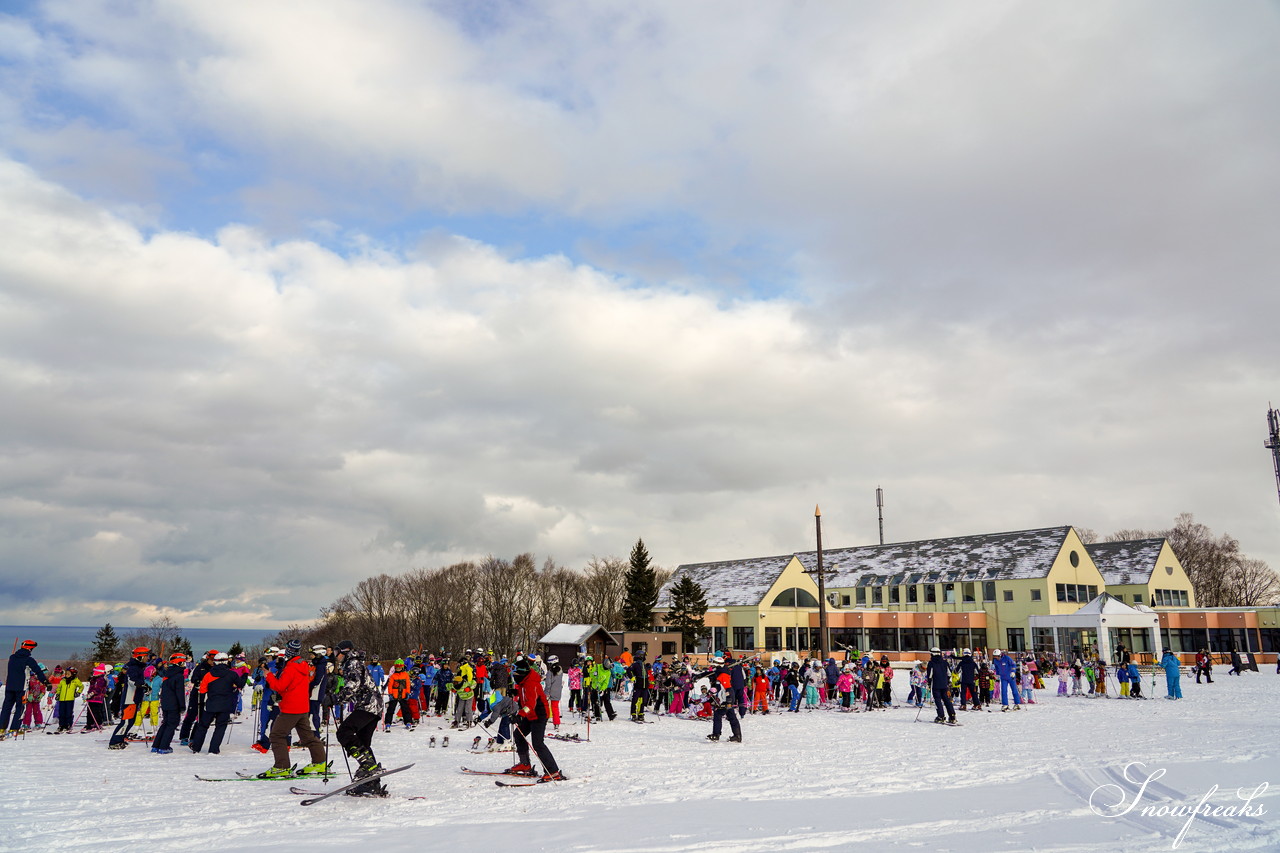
657, 553, 797, 608
1084, 539, 1166, 586
797, 526, 1075, 587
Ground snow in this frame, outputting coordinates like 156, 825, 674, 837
2, 674, 1279, 852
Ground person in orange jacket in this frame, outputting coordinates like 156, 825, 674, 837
259, 640, 328, 778
384, 660, 415, 731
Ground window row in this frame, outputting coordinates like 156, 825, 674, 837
1055, 583, 1098, 603
1152, 588, 1189, 607
845, 583, 1043, 606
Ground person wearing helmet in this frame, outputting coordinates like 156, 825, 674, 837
385, 659, 414, 731
190, 652, 246, 754
52, 666, 84, 732
151, 653, 188, 753
2, 640, 50, 739
82, 664, 110, 732
957, 648, 980, 712
992, 649, 1022, 711
697, 655, 742, 743
586, 655, 616, 722
21, 664, 50, 731
309, 644, 330, 732
926, 647, 956, 725
509, 655, 565, 781
331, 640, 388, 796
107, 647, 153, 748
180, 650, 217, 746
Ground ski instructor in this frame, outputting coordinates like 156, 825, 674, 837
926, 646, 956, 725
3, 640, 50, 738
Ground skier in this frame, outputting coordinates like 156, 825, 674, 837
1194, 649, 1213, 683
700, 656, 743, 742
2, 640, 50, 738
586, 656, 616, 721
957, 649, 980, 711
107, 647, 152, 748
628, 651, 648, 722
544, 655, 564, 729
151, 652, 187, 753
926, 647, 956, 724
259, 639, 329, 779
1160, 649, 1183, 700
333, 640, 388, 796
309, 644, 329, 731
179, 650, 216, 746
189, 652, 244, 754
508, 655, 565, 781
384, 659, 413, 731
992, 649, 1022, 711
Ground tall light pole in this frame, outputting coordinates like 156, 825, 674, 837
804, 505, 836, 659
876, 486, 885, 545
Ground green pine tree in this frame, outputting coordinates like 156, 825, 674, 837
665, 575, 709, 654
228, 641, 244, 657
91, 623, 121, 661
170, 635, 194, 657
622, 538, 659, 631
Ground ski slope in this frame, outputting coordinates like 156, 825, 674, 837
1, 672, 1277, 852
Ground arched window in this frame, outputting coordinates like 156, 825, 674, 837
770, 587, 820, 607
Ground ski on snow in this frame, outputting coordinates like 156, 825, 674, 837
459, 765, 534, 777
296, 764, 415, 805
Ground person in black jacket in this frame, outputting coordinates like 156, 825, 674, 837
180, 650, 216, 745
107, 647, 152, 749
334, 641, 388, 796
151, 653, 188, 753
189, 652, 245, 754
309, 645, 329, 731
926, 647, 956, 725
698, 656, 742, 743
628, 652, 648, 722
2, 640, 50, 737
957, 649, 980, 711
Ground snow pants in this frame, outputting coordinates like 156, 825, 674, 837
711, 706, 741, 739
337, 708, 379, 765
190, 709, 231, 754
515, 715, 559, 774
631, 687, 648, 720
153, 707, 180, 750
999, 676, 1022, 706
22, 700, 43, 727
179, 687, 203, 740
1165, 674, 1182, 699
933, 686, 955, 721
269, 712, 325, 769
1, 689, 23, 732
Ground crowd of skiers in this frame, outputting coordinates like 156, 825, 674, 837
3, 635, 1268, 794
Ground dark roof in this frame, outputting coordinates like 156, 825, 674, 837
658, 553, 797, 608
1085, 539, 1166, 586
797, 526, 1074, 586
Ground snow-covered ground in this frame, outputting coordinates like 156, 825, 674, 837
2, 673, 1278, 853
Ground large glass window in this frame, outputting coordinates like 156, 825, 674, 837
937, 629, 964, 650
785, 627, 798, 650
907, 585, 918, 604
899, 628, 931, 651
962, 582, 976, 603
1006, 628, 1026, 652
1153, 589, 1190, 607
764, 626, 782, 651
856, 588, 866, 606
889, 586, 900, 604
871, 587, 883, 605
867, 628, 898, 651
831, 629, 863, 654
712, 627, 727, 654
943, 583, 956, 604
1031, 628, 1054, 653
1056, 583, 1098, 603
732, 627, 755, 650
983, 582, 996, 602
925, 584, 937, 603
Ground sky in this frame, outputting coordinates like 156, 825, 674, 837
1, 1, 1278, 629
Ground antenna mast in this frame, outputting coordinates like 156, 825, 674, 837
1267, 404, 1280, 509
876, 486, 885, 545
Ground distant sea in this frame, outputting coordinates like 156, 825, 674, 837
0, 625, 285, 665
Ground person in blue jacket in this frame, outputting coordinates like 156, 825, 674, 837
1159, 649, 1183, 699
368, 659, 385, 692
151, 652, 188, 753
992, 649, 1023, 710
3, 640, 50, 737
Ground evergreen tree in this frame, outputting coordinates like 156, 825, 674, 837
665, 574, 708, 654
91, 623, 121, 661
228, 641, 244, 657
170, 635, 194, 657
622, 538, 659, 631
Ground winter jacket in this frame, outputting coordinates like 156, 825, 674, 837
336, 650, 384, 716
958, 654, 979, 683
7, 649, 49, 689
567, 667, 582, 690
159, 664, 186, 713
146, 675, 163, 702
992, 654, 1018, 680
262, 655, 313, 714
24, 676, 47, 704
55, 675, 83, 701
587, 663, 611, 691
200, 663, 245, 714
544, 665, 564, 702
310, 654, 329, 700
516, 670, 551, 721
368, 662, 385, 688
490, 663, 510, 692
926, 654, 951, 690
824, 659, 839, 685
387, 669, 411, 699
1159, 653, 1182, 677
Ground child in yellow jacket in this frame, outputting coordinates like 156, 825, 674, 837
54, 668, 84, 732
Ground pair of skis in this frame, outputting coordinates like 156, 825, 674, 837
194, 761, 335, 782
289, 764, 415, 805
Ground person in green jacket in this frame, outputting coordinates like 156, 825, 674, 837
586, 657, 616, 721
54, 668, 84, 732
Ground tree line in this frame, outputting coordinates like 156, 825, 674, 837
1080, 513, 1280, 607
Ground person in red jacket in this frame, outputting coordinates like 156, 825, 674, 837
259, 639, 328, 778
508, 655, 564, 782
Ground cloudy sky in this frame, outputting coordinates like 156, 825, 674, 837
1, 1, 1278, 629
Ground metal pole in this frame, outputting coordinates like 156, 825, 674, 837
816, 506, 827, 660
876, 487, 885, 546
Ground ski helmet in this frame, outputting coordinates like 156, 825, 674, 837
312, 644, 327, 655
169, 652, 188, 664
132, 647, 150, 657
394, 658, 405, 667
21, 639, 36, 649
213, 652, 229, 662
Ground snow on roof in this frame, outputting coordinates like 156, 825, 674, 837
537, 624, 608, 646
1084, 539, 1166, 586
796, 526, 1073, 587
658, 553, 797, 608
1071, 592, 1144, 615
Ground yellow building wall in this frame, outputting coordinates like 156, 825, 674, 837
732, 556, 823, 650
